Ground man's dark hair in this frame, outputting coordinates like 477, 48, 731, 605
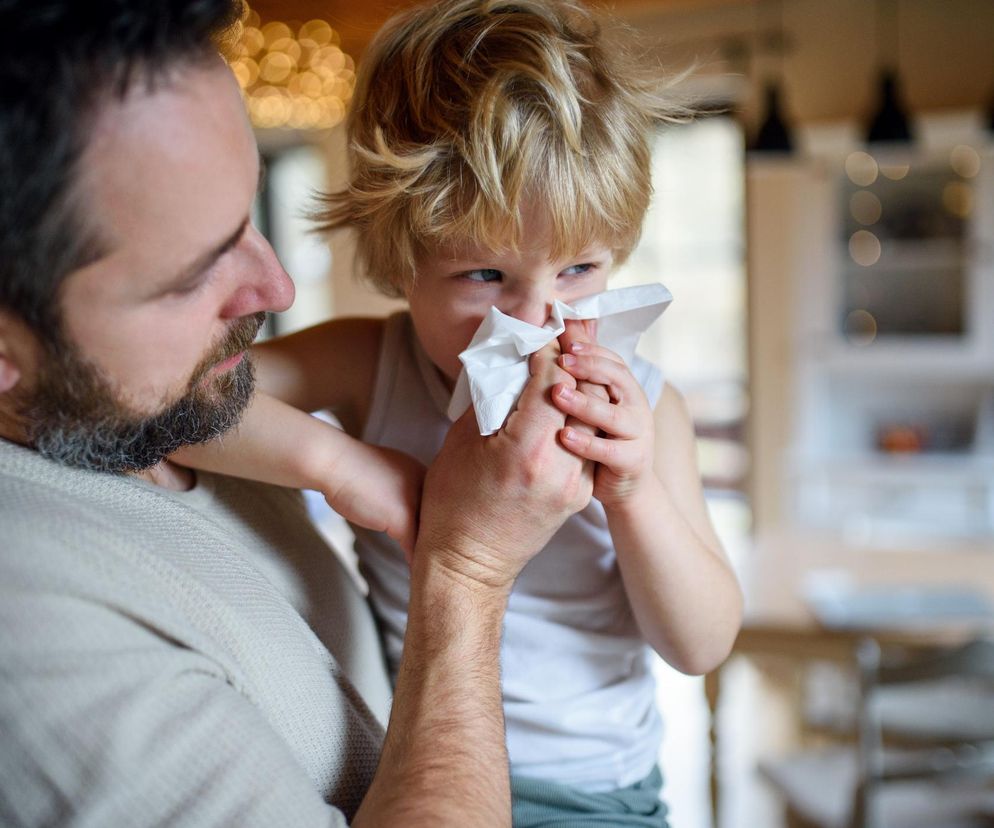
0, 0, 243, 339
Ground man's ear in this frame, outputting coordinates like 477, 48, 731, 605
0, 356, 20, 394
0, 310, 31, 395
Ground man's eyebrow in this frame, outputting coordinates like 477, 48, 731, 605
163, 216, 250, 293
159, 155, 264, 295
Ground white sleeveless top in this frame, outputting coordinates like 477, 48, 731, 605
356, 312, 665, 791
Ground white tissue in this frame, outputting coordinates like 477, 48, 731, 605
446, 283, 673, 435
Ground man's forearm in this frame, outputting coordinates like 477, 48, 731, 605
352, 557, 512, 827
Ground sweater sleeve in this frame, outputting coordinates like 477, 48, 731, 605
0, 575, 350, 827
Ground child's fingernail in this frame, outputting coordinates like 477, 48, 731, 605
570, 342, 586, 353
557, 385, 574, 401
561, 354, 577, 367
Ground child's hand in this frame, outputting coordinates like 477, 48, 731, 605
323, 443, 426, 563
552, 339, 656, 508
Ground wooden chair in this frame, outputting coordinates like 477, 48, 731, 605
760, 637, 994, 828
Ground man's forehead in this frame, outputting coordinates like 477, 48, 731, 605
73, 60, 259, 275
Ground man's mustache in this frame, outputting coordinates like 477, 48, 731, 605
188, 311, 266, 389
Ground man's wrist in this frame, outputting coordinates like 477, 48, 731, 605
409, 544, 515, 614
415, 510, 544, 597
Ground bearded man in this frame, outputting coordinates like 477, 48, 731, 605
0, 2, 592, 824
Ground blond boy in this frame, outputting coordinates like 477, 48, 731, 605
181, 1, 742, 823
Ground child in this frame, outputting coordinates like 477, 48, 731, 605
180, 0, 743, 823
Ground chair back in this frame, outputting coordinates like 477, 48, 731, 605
852, 636, 994, 828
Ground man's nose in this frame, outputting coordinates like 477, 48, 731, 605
219, 226, 295, 319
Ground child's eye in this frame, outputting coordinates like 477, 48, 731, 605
463, 268, 503, 283
561, 263, 594, 277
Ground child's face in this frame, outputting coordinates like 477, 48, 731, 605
407, 232, 613, 388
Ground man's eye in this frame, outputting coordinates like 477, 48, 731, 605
464, 268, 503, 283
166, 276, 207, 298
561, 263, 594, 277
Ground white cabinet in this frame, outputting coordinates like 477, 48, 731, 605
750, 130, 994, 545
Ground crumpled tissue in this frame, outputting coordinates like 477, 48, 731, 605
446, 282, 673, 435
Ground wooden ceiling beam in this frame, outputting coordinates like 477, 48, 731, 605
247, 0, 747, 58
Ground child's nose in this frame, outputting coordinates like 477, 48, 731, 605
509, 294, 552, 327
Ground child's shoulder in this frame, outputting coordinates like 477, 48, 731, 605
286, 315, 389, 372
323, 315, 389, 350
314, 314, 391, 401
257, 315, 395, 434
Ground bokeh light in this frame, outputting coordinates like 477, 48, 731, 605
878, 162, 910, 181
849, 230, 882, 266
850, 190, 882, 226
943, 181, 974, 218
950, 145, 981, 179
845, 152, 878, 187
226, 4, 355, 130
844, 309, 878, 346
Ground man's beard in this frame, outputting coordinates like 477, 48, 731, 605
19, 312, 266, 474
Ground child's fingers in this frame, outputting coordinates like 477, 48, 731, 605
559, 352, 642, 405
559, 318, 598, 356
553, 382, 639, 439
564, 338, 625, 365
563, 378, 607, 438
559, 424, 641, 470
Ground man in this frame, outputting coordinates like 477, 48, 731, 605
0, 1, 592, 824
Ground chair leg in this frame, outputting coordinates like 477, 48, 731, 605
784, 807, 824, 828
849, 784, 866, 828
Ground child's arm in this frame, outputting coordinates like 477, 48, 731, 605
173, 391, 424, 558
170, 392, 425, 555
173, 317, 424, 558
552, 324, 743, 676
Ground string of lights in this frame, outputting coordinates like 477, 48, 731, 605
225, 5, 355, 130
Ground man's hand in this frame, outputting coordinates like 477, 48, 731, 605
416, 338, 594, 591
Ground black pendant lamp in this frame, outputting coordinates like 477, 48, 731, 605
866, 69, 912, 144
866, 0, 912, 145
749, 0, 793, 154
752, 83, 794, 153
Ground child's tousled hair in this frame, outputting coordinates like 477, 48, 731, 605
316, 0, 693, 297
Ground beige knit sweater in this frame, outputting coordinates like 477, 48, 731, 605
0, 438, 390, 826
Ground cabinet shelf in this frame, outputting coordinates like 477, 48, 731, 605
792, 453, 994, 486
839, 238, 969, 270
781, 146, 994, 543
812, 345, 993, 380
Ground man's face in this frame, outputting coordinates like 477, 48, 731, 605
22, 311, 263, 472
11, 59, 294, 472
